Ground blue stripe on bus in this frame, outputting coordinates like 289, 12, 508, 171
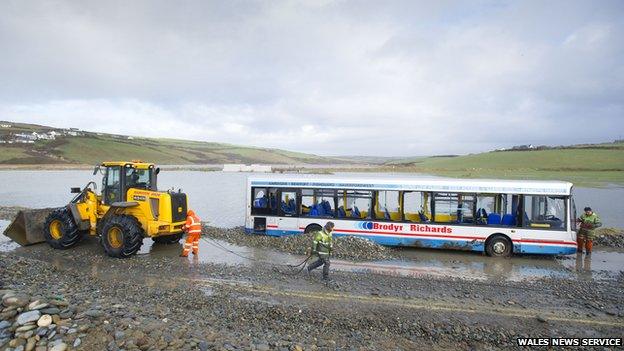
244, 227, 576, 255
249, 181, 569, 195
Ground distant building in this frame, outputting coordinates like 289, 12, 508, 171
223, 164, 272, 172
0, 124, 11, 128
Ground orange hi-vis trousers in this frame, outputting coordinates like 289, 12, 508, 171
182, 233, 200, 256
577, 237, 593, 253
181, 213, 202, 257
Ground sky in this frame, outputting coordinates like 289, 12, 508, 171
0, 0, 623, 157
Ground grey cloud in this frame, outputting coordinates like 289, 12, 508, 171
0, 0, 623, 156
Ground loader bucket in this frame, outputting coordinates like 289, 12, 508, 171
3, 208, 56, 246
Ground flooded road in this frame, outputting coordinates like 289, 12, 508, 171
6, 232, 623, 283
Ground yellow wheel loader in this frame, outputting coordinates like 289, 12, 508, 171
5, 161, 188, 258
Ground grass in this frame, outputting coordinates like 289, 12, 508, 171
383, 143, 624, 187
0, 128, 337, 166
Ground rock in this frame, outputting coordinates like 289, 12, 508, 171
27, 301, 48, 310
9, 338, 26, 347
84, 309, 103, 318
49, 300, 68, 307
0, 320, 10, 329
73, 338, 82, 348
536, 315, 548, 323
198, 340, 209, 351
40, 308, 60, 315
0, 310, 18, 320
114, 330, 125, 340
16, 325, 37, 332
25, 338, 36, 351
18, 330, 34, 339
37, 315, 52, 327
17, 310, 41, 325
3, 294, 30, 307
257, 343, 270, 351
50, 342, 67, 351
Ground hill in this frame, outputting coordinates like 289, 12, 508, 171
384, 142, 624, 187
0, 121, 340, 165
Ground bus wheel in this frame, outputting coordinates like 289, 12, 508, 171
485, 235, 512, 257
304, 224, 321, 234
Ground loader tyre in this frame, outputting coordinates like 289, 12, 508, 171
44, 207, 83, 249
152, 232, 183, 244
99, 215, 144, 258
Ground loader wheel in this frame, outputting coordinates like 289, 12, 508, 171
99, 215, 144, 258
44, 207, 83, 249
152, 233, 183, 244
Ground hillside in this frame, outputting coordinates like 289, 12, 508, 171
385, 142, 624, 186
0, 121, 339, 165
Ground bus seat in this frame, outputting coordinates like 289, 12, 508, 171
418, 211, 429, 222
254, 197, 267, 208
476, 208, 487, 224
288, 199, 296, 213
337, 206, 346, 218
309, 205, 320, 217
321, 200, 333, 216
351, 206, 361, 218
501, 214, 515, 226
270, 196, 277, 209
384, 208, 391, 220
487, 213, 501, 225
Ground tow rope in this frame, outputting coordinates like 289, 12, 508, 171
199, 236, 313, 275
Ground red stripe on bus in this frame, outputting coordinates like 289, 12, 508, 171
335, 228, 486, 241
267, 225, 278, 228
297, 226, 576, 246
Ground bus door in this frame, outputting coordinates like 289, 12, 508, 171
276, 189, 299, 234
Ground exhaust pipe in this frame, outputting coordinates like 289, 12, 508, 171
3, 208, 56, 246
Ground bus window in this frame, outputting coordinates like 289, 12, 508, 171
403, 191, 430, 222
301, 189, 335, 218
279, 190, 298, 216
457, 194, 476, 224
251, 187, 278, 216
375, 191, 400, 221
475, 195, 496, 225
523, 195, 566, 230
337, 190, 372, 219
500, 194, 521, 226
432, 193, 459, 223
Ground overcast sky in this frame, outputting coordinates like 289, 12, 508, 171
1, 0, 622, 156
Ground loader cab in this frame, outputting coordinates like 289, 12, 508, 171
100, 162, 158, 205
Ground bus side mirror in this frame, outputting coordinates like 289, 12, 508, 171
155, 167, 160, 175
70, 187, 81, 193
93, 166, 100, 175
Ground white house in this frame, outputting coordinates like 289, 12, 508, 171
222, 164, 272, 172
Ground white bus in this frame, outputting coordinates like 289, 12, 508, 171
245, 176, 578, 256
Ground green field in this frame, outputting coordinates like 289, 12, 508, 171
384, 143, 624, 187
0, 121, 338, 165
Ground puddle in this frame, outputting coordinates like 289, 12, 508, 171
3, 228, 623, 282
141, 236, 624, 282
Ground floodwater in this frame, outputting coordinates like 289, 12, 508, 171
0, 170, 622, 228
5, 234, 622, 282
1, 170, 623, 282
